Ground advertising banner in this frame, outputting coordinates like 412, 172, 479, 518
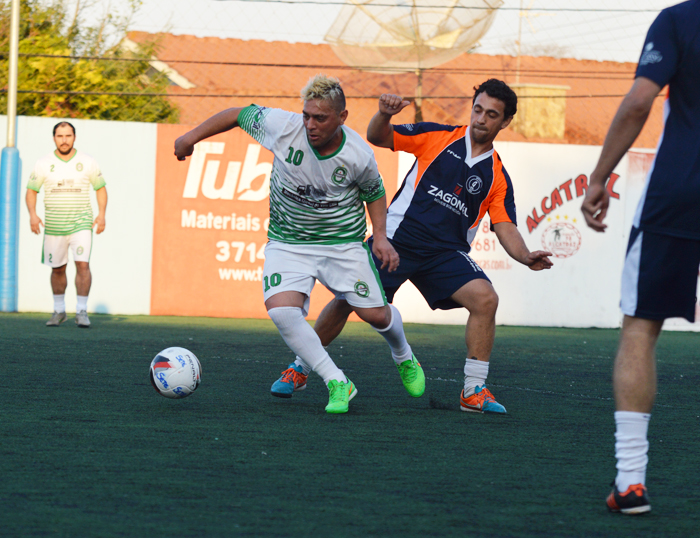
15, 115, 698, 330
151, 124, 399, 319
483, 142, 629, 328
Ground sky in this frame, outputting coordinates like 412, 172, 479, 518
77, 0, 678, 64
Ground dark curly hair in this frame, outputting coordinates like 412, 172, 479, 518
472, 79, 517, 119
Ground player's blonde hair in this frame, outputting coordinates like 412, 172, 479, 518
300, 74, 346, 113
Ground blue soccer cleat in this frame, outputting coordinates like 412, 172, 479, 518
460, 385, 507, 414
271, 363, 308, 398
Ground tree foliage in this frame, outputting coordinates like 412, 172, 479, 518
0, 0, 179, 123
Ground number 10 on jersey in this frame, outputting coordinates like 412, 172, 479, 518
215, 241, 266, 263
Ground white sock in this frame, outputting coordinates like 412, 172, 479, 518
463, 358, 489, 396
268, 307, 346, 384
76, 295, 88, 313
294, 357, 312, 376
614, 411, 651, 491
53, 294, 66, 313
373, 304, 413, 364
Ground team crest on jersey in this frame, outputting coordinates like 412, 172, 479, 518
354, 281, 370, 298
466, 175, 483, 195
331, 166, 348, 184
76, 163, 83, 172
640, 42, 662, 66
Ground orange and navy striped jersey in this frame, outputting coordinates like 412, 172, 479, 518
387, 122, 516, 253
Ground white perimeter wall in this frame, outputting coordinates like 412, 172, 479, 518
13, 116, 156, 315
6, 115, 699, 331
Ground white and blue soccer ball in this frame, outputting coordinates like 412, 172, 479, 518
149, 347, 202, 399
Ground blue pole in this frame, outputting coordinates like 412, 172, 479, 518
1, 0, 20, 312
0, 146, 20, 311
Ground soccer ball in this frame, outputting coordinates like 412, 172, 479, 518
149, 347, 202, 399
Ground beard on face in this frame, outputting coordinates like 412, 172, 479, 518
56, 143, 73, 155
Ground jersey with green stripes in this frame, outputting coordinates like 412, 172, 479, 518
27, 150, 106, 236
237, 104, 385, 244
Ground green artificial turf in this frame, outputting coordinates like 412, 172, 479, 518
1, 313, 698, 537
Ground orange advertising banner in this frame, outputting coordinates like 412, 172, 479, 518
151, 123, 399, 319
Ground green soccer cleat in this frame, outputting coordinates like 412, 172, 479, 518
325, 378, 357, 414
396, 354, 425, 397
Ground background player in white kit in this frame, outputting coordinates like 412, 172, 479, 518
26, 122, 108, 328
174, 75, 424, 414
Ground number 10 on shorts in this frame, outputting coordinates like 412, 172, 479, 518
263, 273, 281, 292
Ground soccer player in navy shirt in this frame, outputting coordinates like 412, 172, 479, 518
582, 0, 700, 515
271, 79, 553, 414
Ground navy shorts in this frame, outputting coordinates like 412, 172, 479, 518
368, 237, 490, 310
621, 226, 700, 322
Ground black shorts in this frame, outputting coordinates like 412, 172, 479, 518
620, 227, 700, 322
368, 238, 490, 310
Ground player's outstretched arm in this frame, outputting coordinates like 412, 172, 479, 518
367, 94, 411, 150
93, 186, 107, 234
492, 222, 553, 271
174, 107, 245, 161
366, 194, 399, 272
582, 76, 660, 232
25, 188, 43, 234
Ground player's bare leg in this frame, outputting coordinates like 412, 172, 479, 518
47, 264, 68, 326
451, 279, 505, 413
51, 264, 68, 295
314, 297, 353, 346
451, 279, 498, 361
352, 304, 391, 328
609, 315, 662, 503
74, 261, 92, 328
75, 261, 92, 296
614, 316, 661, 413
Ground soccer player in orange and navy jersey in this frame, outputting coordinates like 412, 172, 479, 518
582, 0, 700, 515
271, 79, 553, 414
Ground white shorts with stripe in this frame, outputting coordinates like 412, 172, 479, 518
262, 240, 387, 316
42, 229, 93, 268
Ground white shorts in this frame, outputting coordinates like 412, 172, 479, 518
263, 240, 387, 316
42, 230, 93, 268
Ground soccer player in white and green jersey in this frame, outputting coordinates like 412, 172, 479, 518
174, 75, 424, 414
26, 122, 108, 328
